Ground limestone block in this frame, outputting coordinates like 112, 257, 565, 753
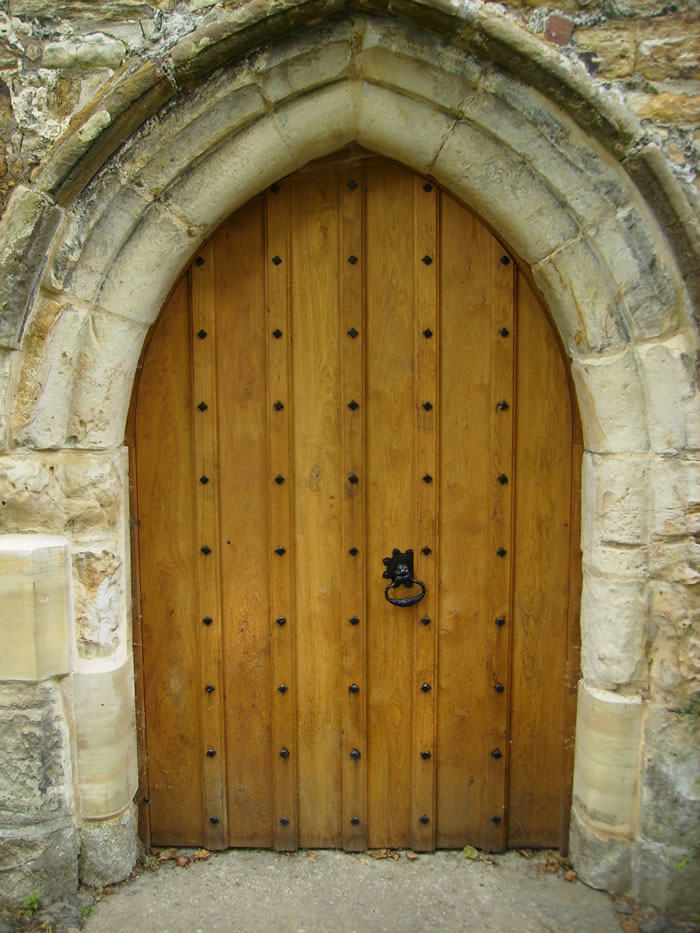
637, 18, 700, 82
581, 452, 650, 549
433, 119, 579, 265
160, 115, 295, 232
533, 237, 631, 356
569, 807, 633, 895
42, 35, 126, 71
648, 582, 699, 705
0, 348, 14, 453
580, 575, 648, 687
358, 82, 454, 177
591, 207, 679, 343
79, 802, 139, 887
0, 536, 72, 682
0, 821, 79, 909
253, 34, 352, 105
571, 350, 649, 454
637, 334, 698, 454
74, 659, 138, 819
274, 81, 357, 166
649, 535, 700, 586
361, 19, 482, 115
651, 456, 700, 538
632, 837, 700, 919
572, 683, 643, 835
574, 25, 635, 80
628, 91, 700, 125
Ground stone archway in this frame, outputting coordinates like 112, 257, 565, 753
0, 0, 697, 913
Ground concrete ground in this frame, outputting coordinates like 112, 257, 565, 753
81, 848, 631, 933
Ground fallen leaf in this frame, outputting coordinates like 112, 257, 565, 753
518, 849, 533, 859
359, 857, 367, 864
463, 845, 479, 860
538, 856, 559, 874
563, 870, 577, 883
193, 849, 210, 861
370, 849, 389, 860
175, 855, 191, 868
405, 851, 418, 861
157, 848, 177, 861
391, 852, 399, 861
306, 850, 317, 858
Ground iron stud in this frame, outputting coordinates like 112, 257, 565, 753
423, 328, 433, 338
422, 547, 432, 555
273, 329, 283, 339
347, 328, 359, 339
494, 683, 504, 693
348, 400, 359, 411
280, 817, 289, 825
421, 683, 431, 693
497, 547, 507, 557
205, 684, 215, 693
351, 816, 360, 825
210, 816, 219, 824
202, 616, 213, 626
500, 255, 511, 265
491, 815, 502, 824
270, 183, 280, 193
272, 256, 282, 265
197, 401, 208, 411
275, 546, 286, 556
349, 684, 360, 693
276, 616, 286, 626
499, 327, 509, 337
419, 815, 430, 824
422, 255, 433, 265
423, 474, 433, 484
423, 183, 433, 192
423, 401, 433, 411
201, 545, 211, 555
495, 616, 506, 627
275, 475, 285, 484
497, 400, 509, 411
348, 255, 358, 265
349, 616, 360, 626
278, 684, 288, 694
195, 256, 205, 267
206, 748, 216, 757
421, 751, 432, 760
274, 400, 284, 411
349, 548, 358, 557
350, 748, 361, 760
200, 475, 209, 485
497, 473, 508, 485
197, 329, 207, 339
421, 616, 431, 626
348, 474, 359, 485
347, 180, 357, 190
280, 747, 290, 759
491, 748, 503, 759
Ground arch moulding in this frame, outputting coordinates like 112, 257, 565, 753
0, 0, 698, 914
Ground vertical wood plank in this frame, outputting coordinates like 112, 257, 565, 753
137, 275, 204, 846
191, 241, 228, 849
266, 182, 298, 851
215, 201, 274, 847
290, 164, 343, 849
484, 240, 515, 851
411, 177, 438, 852
340, 163, 368, 851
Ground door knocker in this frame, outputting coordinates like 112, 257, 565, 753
382, 549, 426, 607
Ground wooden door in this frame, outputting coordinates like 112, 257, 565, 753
131, 151, 581, 854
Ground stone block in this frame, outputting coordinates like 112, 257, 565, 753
574, 25, 635, 80
0, 536, 72, 682
74, 659, 138, 819
358, 82, 454, 176
571, 350, 649, 454
42, 35, 126, 71
433, 119, 579, 265
632, 837, 700, 919
648, 580, 699, 706
569, 806, 633, 895
253, 36, 352, 105
580, 575, 648, 687
581, 452, 650, 549
572, 682, 643, 835
0, 822, 79, 909
79, 802, 139, 887
274, 80, 356, 166
649, 535, 700, 586
628, 91, 700, 125
637, 17, 700, 82
651, 456, 700, 538
637, 334, 698, 454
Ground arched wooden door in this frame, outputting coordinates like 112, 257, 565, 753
131, 151, 581, 855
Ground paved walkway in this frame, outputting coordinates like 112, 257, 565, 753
83, 848, 625, 933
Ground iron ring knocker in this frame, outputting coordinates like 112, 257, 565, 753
382, 549, 426, 608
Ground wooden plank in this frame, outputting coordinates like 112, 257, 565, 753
290, 164, 343, 849
215, 201, 274, 847
339, 162, 368, 851
365, 159, 416, 849
411, 176, 438, 852
506, 272, 573, 848
136, 274, 204, 846
266, 180, 298, 850
190, 239, 228, 849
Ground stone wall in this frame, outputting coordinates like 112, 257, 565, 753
0, 0, 698, 920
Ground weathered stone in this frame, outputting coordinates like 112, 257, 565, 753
0, 186, 64, 349
569, 807, 634, 895
651, 455, 700, 539
79, 803, 139, 887
581, 452, 650, 547
632, 837, 700, 919
571, 350, 649, 454
580, 575, 648, 688
74, 659, 138, 819
628, 91, 700, 125
0, 536, 72, 682
0, 821, 79, 909
648, 582, 700, 705
574, 24, 635, 79
42, 35, 127, 71
637, 335, 698, 454
252, 29, 352, 105
637, 16, 700, 82
8, 0, 161, 18
274, 80, 356, 167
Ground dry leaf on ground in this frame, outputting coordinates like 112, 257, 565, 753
156, 847, 177, 861
370, 849, 389, 860
405, 851, 418, 861
463, 845, 479, 860
306, 850, 318, 858
539, 856, 560, 874
193, 849, 210, 861
518, 849, 533, 859
563, 870, 577, 882
175, 855, 191, 868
